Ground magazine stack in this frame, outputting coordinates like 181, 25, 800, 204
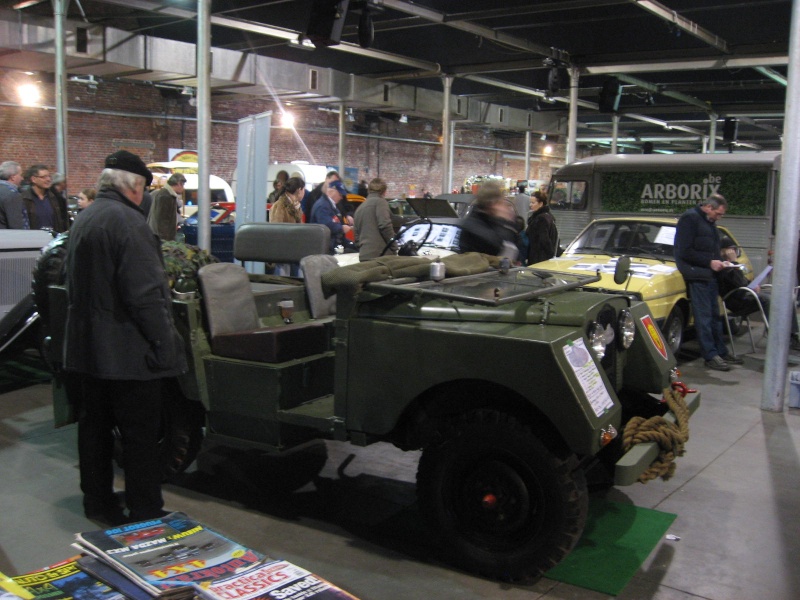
68, 512, 359, 600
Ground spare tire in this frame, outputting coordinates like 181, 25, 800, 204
32, 232, 70, 330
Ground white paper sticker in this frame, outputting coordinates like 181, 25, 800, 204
563, 338, 615, 417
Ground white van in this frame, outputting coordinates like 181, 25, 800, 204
267, 162, 330, 191
147, 162, 235, 205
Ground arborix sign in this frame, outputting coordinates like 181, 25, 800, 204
600, 170, 769, 216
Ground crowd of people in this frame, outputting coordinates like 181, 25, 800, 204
0, 161, 73, 232
5, 154, 796, 377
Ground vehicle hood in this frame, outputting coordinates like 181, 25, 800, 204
532, 253, 686, 298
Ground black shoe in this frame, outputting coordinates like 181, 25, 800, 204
705, 356, 730, 371
721, 354, 745, 365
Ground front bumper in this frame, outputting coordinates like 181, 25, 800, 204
613, 390, 701, 486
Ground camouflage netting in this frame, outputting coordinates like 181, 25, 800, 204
32, 235, 219, 326
161, 241, 220, 290
321, 252, 498, 297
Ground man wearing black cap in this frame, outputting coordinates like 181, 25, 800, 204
309, 178, 355, 254
63, 150, 187, 525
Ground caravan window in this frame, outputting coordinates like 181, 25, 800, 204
549, 180, 587, 210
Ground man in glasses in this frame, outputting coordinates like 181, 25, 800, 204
21, 163, 70, 232
675, 193, 743, 371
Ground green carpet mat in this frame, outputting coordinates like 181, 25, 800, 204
545, 498, 677, 596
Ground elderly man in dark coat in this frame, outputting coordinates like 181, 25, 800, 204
64, 150, 187, 525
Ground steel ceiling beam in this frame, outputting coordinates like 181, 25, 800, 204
629, 0, 729, 53
374, 0, 570, 63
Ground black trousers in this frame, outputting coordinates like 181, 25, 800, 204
77, 375, 164, 519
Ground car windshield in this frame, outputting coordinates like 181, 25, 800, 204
567, 221, 676, 259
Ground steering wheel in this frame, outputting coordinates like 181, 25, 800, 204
379, 218, 433, 258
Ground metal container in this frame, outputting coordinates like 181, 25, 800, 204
430, 261, 446, 281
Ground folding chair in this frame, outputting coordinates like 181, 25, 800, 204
721, 286, 769, 357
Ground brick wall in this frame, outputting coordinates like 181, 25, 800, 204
0, 78, 567, 197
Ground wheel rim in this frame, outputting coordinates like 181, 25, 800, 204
452, 458, 545, 550
666, 313, 683, 353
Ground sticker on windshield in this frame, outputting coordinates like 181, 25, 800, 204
568, 260, 675, 278
563, 338, 615, 417
641, 315, 669, 360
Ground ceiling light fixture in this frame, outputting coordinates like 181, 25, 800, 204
399, 114, 408, 124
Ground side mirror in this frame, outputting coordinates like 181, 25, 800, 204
614, 255, 632, 285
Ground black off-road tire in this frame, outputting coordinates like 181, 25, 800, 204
663, 306, 685, 355
416, 410, 588, 583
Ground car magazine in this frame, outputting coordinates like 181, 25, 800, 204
73, 513, 264, 599
194, 559, 358, 600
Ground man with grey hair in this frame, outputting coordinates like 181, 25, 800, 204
64, 150, 187, 525
674, 193, 743, 371
354, 177, 397, 261
148, 172, 186, 241
0, 160, 27, 229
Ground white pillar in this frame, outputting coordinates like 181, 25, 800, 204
762, 0, 800, 411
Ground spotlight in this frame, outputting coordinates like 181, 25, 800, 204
398, 114, 408, 124
544, 145, 553, 154
281, 112, 295, 128
181, 86, 194, 96
358, 7, 374, 49
347, 108, 355, 122
540, 133, 547, 141
17, 82, 40, 106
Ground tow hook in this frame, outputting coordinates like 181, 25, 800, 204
671, 381, 697, 396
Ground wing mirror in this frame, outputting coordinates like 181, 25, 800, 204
614, 255, 632, 285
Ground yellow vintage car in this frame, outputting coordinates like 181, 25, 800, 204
532, 217, 754, 354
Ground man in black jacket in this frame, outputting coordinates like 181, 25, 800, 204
674, 193, 743, 371
21, 163, 69, 232
64, 151, 187, 525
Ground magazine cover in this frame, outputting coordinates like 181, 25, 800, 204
1, 571, 33, 600
9, 556, 124, 600
195, 560, 359, 600
76, 557, 153, 600
74, 513, 265, 599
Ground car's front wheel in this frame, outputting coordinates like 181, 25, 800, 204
416, 410, 588, 583
663, 306, 686, 354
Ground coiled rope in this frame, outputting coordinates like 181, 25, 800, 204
622, 387, 691, 482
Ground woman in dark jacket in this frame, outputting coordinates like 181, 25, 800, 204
526, 190, 559, 265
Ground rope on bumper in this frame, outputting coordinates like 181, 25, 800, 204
622, 387, 691, 483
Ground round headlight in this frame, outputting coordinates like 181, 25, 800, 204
618, 309, 636, 349
588, 322, 606, 359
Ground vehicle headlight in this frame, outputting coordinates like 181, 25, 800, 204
618, 309, 636, 349
588, 322, 607, 359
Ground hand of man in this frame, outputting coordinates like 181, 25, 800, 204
710, 259, 725, 272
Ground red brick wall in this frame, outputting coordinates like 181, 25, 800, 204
0, 78, 566, 197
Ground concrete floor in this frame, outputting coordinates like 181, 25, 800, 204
2, 326, 800, 600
